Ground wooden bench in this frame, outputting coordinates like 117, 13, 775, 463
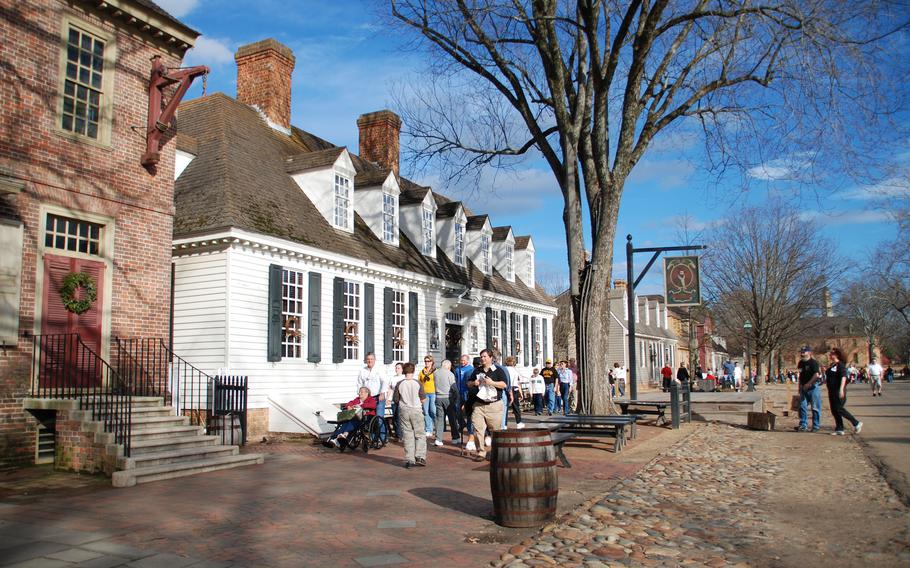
542, 414, 639, 441
550, 431, 576, 468
618, 401, 668, 426
539, 421, 628, 452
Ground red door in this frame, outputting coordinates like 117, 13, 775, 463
41, 254, 105, 388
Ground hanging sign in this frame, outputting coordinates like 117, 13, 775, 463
664, 256, 701, 307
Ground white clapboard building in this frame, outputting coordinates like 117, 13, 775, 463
170, 39, 556, 437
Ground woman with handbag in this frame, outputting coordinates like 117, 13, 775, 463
419, 355, 437, 437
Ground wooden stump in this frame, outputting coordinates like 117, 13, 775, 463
747, 411, 776, 431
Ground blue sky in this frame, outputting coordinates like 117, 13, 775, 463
164, 0, 904, 295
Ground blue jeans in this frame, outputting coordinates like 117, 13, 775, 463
375, 399, 387, 440
422, 393, 436, 433
532, 393, 543, 414
559, 383, 572, 414
799, 385, 822, 430
391, 402, 401, 438
545, 383, 556, 413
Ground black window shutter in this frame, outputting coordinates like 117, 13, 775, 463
531, 316, 538, 366
363, 283, 375, 356
542, 318, 549, 363
383, 287, 394, 364
523, 314, 530, 367
267, 264, 283, 362
408, 292, 418, 363
307, 272, 321, 363
500, 310, 508, 357
485, 307, 493, 351
509, 312, 516, 358
332, 277, 345, 363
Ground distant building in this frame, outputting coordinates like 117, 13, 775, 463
553, 280, 678, 392
784, 316, 876, 367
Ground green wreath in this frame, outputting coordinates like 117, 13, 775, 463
59, 272, 97, 315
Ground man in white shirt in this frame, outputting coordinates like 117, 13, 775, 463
356, 352, 389, 438
868, 358, 884, 396
733, 362, 743, 392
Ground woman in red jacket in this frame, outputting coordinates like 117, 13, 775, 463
324, 387, 377, 448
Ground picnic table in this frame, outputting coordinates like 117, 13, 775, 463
617, 400, 668, 426
537, 414, 636, 453
540, 414, 639, 442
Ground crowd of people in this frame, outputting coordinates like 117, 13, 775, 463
325, 351, 580, 468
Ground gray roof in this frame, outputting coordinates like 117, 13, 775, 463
492, 226, 512, 241
173, 93, 553, 307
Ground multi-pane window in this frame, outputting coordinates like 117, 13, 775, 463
533, 322, 541, 366
382, 191, 397, 243
343, 281, 360, 360
481, 233, 491, 273
505, 244, 514, 280
281, 269, 305, 358
514, 316, 522, 356
470, 325, 479, 352
490, 309, 500, 350
454, 221, 465, 266
62, 26, 105, 139
392, 290, 406, 362
333, 173, 351, 229
44, 214, 102, 255
421, 206, 434, 255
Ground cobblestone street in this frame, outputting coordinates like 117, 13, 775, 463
495, 423, 910, 568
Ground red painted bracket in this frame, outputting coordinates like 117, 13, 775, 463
141, 55, 210, 174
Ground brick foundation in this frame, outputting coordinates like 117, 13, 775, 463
246, 408, 269, 441
54, 409, 119, 476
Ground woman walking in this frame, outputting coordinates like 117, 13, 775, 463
827, 348, 863, 436
418, 355, 437, 437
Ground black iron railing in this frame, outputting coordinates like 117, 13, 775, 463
211, 375, 249, 445
115, 337, 212, 428
30, 333, 133, 455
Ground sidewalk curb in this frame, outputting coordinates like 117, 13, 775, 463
854, 434, 910, 508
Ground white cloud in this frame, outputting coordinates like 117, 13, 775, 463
418, 167, 558, 216
184, 36, 235, 68
627, 158, 695, 190
842, 176, 910, 201
746, 153, 813, 181
798, 209, 893, 224
154, 0, 200, 17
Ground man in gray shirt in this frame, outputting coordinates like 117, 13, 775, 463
394, 362, 427, 468
434, 360, 457, 446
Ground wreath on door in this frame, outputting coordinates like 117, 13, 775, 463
59, 272, 97, 315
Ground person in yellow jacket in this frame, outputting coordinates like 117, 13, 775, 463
418, 354, 437, 436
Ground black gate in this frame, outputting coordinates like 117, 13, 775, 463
209, 375, 248, 446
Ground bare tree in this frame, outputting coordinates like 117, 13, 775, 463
702, 202, 830, 381
386, 0, 908, 413
840, 280, 892, 362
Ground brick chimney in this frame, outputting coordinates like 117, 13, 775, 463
235, 39, 295, 131
357, 110, 402, 174
613, 279, 627, 291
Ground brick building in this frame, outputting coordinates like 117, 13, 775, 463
0, 0, 199, 467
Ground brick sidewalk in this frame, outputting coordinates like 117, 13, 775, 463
0, 424, 683, 567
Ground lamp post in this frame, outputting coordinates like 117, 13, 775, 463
744, 320, 754, 392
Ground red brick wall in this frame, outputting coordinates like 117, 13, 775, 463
357, 110, 401, 174
235, 39, 295, 130
0, 0, 185, 467
54, 409, 117, 475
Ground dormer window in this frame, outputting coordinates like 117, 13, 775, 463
382, 190, 397, 243
422, 205, 434, 255
334, 173, 351, 229
454, 220, 465, 266
505, 244, 514, 280
481, 233, 491, 273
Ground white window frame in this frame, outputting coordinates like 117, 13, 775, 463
533, 322, 541, 367
514, 315, 522, 357
470, 325, 479, 352
454, 221, 465, 266
333, 172, 352, 229
343, 280, 361, 360
421, 206, 434, 255
44, 214, 103, 256
481, 233, 491, 274
382, 190, 397, 243
392, 290, 406, 362
505, 243, 514, 280
490, 309, 500, 350
281, 268, 306, 359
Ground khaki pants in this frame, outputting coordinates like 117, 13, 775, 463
400, 405, 426, 463
471, 400, 503, 455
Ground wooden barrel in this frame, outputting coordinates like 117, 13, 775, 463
489, 428, 559, 528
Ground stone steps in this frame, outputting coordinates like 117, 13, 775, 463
117, 444, 239, 470
112, 453, 263, 487
130, 424, 204, 441
129, 434, 219, 455
128, 415, 189, 430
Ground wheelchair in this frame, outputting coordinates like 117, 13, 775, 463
339, 413, 386, 453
